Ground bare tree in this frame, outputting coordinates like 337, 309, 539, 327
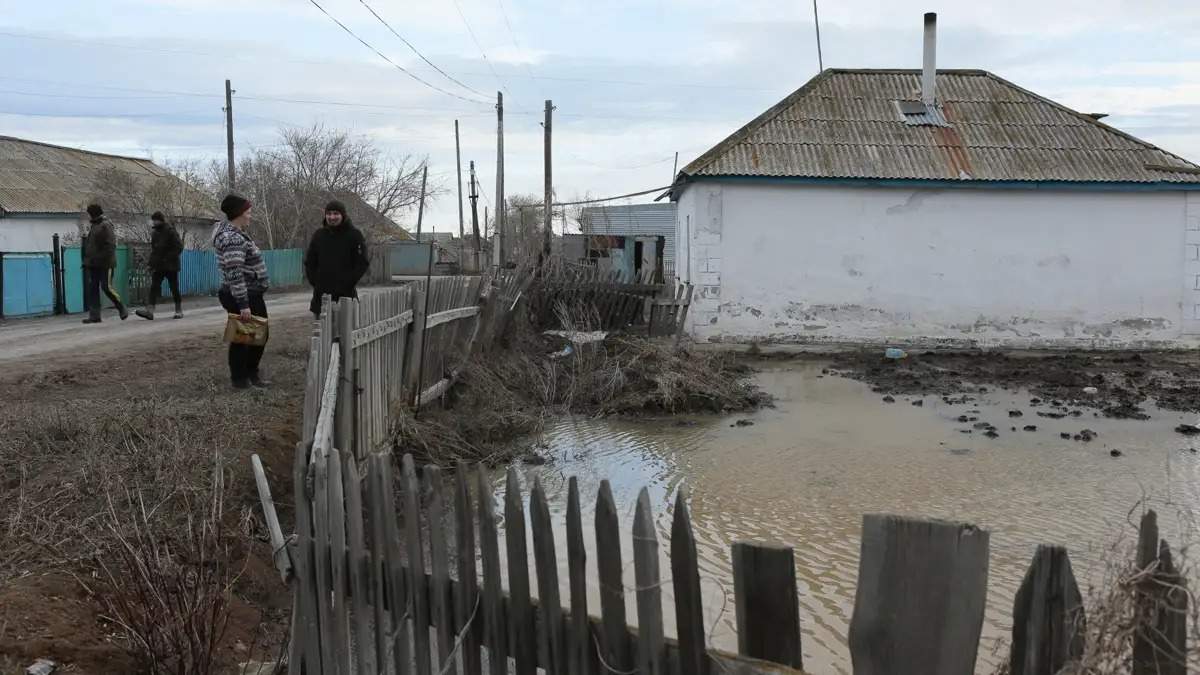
213, 124, 436, 248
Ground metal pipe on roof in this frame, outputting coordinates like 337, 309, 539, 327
922, 12, 937, 105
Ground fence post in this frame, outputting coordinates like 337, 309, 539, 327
0, 253, 5, 320
407, 285, 427, 401
1009, 545, 1085, 675
51, 234, 65, 315
335, 297, 356, 456
1132, 510, 1187, 675
732, 541, 803, 669
848, 514, 990, 675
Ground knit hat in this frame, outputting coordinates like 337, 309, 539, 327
220, 194, 251, 220
150, 211, 167, 224
86, 204, 104, 219
324, 200, 347, 217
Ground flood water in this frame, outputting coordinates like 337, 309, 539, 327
485, 360, 1200, 673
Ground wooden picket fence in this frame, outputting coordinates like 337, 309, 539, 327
301, 272, 534, 459
532, 262, 692, 338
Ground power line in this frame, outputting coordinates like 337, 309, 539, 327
553, 185, 673, 207
451, 0, 510, 96
493, 0, 543, 94
305, 0, 490, 104
356, 0, 488, 98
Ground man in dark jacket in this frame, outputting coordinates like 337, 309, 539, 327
82, 203, 128, 324
136, 211, 185, 320
304, 200, 370, 318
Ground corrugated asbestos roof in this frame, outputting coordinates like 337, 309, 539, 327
0, 136, 207, 215
681, 69, 1200, 184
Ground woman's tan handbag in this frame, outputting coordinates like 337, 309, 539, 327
223, 314, 269, 346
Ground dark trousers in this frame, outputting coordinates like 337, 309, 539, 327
218, 289, 268, 383
310, 287, 358, 318
86, 266, 125, 319
149, 270, 182, 310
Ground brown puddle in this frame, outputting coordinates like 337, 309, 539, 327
486, 360, 1200, 673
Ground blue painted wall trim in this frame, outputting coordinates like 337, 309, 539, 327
685, 175, 1200, 192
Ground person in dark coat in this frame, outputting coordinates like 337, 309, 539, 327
81, 203, 129, 324
136, 211, 185, 320
304, 200, 370, 318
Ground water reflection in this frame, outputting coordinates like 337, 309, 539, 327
488, 361, 1200, 673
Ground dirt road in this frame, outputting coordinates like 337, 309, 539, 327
0, 290, 313, 375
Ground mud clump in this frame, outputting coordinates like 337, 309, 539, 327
828, 350, 1200, 418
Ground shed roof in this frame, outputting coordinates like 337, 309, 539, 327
0, 135, 210, 215
680, 69, 1200, 185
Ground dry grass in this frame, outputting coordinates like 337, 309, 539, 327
390, 301, 771, 466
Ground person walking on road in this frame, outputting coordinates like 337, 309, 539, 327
81, 203, 128, 324
214, 194, 270, 390
304, 200, 370, 318
136, 211, 185, 320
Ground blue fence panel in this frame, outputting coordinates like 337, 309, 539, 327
262, 248, 304, 288
63, 246, 84, 314
2, 253, 55, 317
179, 250, 222, 296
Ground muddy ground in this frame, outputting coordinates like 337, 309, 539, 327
0, 314, 310, 674
823, 349, 1200, 420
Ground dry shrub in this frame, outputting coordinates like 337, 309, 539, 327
390, 298, 770, 465
91, 455, 243, 675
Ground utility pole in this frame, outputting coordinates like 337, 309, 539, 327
484, 206, 489, 243
468, 161, 481, 271
454, 120, 465, 264
493, 91, 505, 270
672, 151, 679, 181
224, 79, 236, 190
415, 164, 428, 238
542, 99, 553, 264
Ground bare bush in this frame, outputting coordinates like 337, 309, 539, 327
91, 455, 243, 675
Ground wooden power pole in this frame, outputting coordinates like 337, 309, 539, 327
468, 161, 481, 271
542, 99, 553, 263
493, 91, 504, 270
454, 120, 465, 262
224, 79, 236, 190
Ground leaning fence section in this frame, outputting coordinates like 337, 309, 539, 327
533, 261, 692, 336
301, 274, 528, 460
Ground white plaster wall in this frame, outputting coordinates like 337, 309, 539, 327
677, 182, 1192, 348
0, 215, 77, 252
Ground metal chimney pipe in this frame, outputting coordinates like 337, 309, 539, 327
922, 12, 937, 105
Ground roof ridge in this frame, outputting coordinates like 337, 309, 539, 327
0, 135, 154, 163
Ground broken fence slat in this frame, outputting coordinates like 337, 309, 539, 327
848, 514, 990, 675
1009, 544, 1085, 675
250, 454, 291, 583
732, 541, 803, 669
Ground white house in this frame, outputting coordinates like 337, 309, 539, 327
672, 14, 1200, 349
0, 135, 213, 252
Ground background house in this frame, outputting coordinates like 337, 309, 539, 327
580, 202, 676, 280
672, 15, 1200, 348
0, 135, 214, 252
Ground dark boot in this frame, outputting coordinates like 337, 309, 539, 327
117, 304, 129, 321
82, 316, 101, 324
173, 301, 183, 319
232, 378, 251, 390
249, 373, 270, 388
136, 308, 155, 320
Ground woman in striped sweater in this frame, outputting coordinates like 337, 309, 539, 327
214, 194, 271, 389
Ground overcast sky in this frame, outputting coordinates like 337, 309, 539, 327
3, 0, 1199, 232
